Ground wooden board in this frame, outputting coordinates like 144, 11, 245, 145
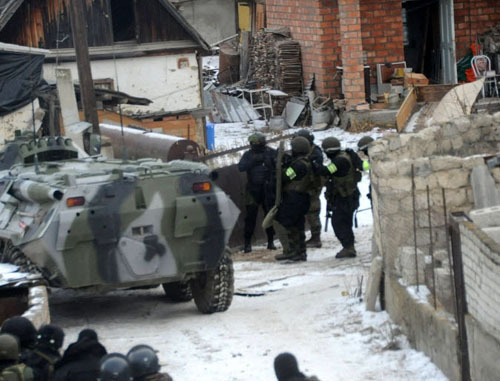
396, 88, 417, 132
415, 84, 458, 102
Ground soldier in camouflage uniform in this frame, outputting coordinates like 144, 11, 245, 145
321, 137, 364, 258
296, 129, 324, 248
127, 345, 172, 381
238, 132, 277, 253
274, 136, 314, 262
0, 333, 34, 381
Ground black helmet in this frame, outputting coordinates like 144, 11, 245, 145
36, 324, 64, 350
0, 333, 20, 361
296, 129, 314, 143
99, 353, 132, 381
248, 132, 266, 146
358, 136, 374, 152
1, 316, 36, 349
274, 352, 302, 380
127, 345, 160, 378
290, 136, 311, 155
321, 137, 341, 153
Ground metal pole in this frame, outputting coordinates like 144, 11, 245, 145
442, 188, 458, 320
427, 185, 437, 309
411, 164, 419, 291
68, 0, 100, 134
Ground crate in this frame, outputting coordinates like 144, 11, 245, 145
404, 73, 429, 87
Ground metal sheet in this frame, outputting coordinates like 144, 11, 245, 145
285, 98, 306, 127
210, 91, 261, 123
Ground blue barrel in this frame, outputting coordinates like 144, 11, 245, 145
206, 122, 215, 151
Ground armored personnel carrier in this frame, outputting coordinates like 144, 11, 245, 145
0, 132, 239, 314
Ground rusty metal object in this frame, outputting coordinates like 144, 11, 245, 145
442, 188, 458, 320
426, 185, 437, 309
411, 164, 420, 291
99, 124, 201, 161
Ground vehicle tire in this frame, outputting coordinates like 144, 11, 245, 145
162, 281, 193, 302
0, 240, 40, 275
190, 247, 234, 314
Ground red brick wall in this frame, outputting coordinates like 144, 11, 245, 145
454, 0, 500, 59
266, 0, 342, 97
360, 0, 405, 84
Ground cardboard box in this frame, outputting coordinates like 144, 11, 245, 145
404, 73, 429, 87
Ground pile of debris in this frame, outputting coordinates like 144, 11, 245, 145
248, 27, 303, 96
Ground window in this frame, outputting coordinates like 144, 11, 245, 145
111, 0, 136, 41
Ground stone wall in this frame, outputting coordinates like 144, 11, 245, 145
370, 112, 500, 379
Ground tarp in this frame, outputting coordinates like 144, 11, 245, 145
0, 51, 45, 116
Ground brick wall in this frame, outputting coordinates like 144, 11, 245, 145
360, 0, 404, 83
266, 0, 341, 97
454, 0, 500, 59
460, 221, 500, 343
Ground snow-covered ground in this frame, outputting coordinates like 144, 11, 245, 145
48, 124, 447, 380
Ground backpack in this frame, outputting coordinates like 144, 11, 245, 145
0, 364, 34, 381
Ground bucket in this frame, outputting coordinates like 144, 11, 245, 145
312, 108, 332, 125
269, 116, 287, 131
205, 123, 215, 151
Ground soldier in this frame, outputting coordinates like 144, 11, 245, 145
357, 136, 374, 204
321, 137, 363, 258
53, 328, 107, 381
99, 353, 132, 381
24, 324, 64, 381
296, 129, 324, 248
127, 345, 172, 381
0, 333, 34, 381
274, 352, 319, 381
238, 132, 277, 253
1, 316, 37, 361
274, 136, 314, 262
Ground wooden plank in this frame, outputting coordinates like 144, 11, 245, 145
396, 88, 417, 132
416, 84, 458, 102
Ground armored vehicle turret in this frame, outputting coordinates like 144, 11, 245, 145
0, 132, 239, 314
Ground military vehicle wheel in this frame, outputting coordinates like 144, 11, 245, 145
190, 248, 234, 314
162, 281, 193, 302
0, 241, 39, 275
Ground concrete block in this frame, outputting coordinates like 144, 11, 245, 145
469, 206, 500, 228
483, 227, 500, 245
471, 165, 500, 208
397, 246, 426, 286
435, 268, 455, 315
365, 256, 383, 312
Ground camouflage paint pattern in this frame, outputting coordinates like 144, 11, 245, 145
0, 135, 239, 289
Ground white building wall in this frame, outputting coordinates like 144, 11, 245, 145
44, 53, 202, 114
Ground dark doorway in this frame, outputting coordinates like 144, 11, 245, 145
403, 0, 440, 83
111, 0, 136, 42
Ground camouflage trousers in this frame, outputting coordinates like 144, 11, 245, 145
273, 220, 306, 258
306, 187, 322, 236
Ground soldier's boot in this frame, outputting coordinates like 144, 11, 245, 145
335, 245, 357, 259
275, 252, 292, 261
267, 237, 277, 250
306, 233, 322, 248
287, 252, 307, 262
243, 238, 252, 253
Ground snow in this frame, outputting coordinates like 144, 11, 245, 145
48, 124, 447, 380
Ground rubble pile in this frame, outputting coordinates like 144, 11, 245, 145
249, 27, 303, 96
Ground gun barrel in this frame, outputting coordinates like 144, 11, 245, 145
12, 180, 64, 203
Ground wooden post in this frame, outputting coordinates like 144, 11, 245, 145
68, 0, 100, 134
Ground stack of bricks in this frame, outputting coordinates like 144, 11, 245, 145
338, 0, 366, 109
360, 0, 405, 85
265, 0, 341, 98
454, 0, 500, 59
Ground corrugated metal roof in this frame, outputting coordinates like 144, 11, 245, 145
210, 91, 262, 123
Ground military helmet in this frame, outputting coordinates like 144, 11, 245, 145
296, 129, 314, 143
0, 333, 20, 361
358, 136, 374, 151
274, 352, 301, 380
248, 132, 266, 146
99, 353, 132, 381
322, 137, 341, 153
36, 324, 64, 350
290, 136, 311, 155
1, 316, 36, 349
127, 344, 160, 378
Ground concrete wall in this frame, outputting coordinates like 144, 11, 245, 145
44, 53, 202, 115
0, 101, 44, 145
370, 112, 500, 379
172, 0, 236, 45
